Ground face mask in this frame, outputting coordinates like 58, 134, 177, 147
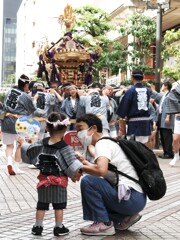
77, 127, 93, 146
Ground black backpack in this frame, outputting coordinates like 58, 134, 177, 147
99, 137, 167, 201
35, 139, 68, 176
36, 154, 62, 176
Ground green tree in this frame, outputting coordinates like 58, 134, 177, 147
0, 92, 5, 102
162, 29, 180, 80
96, 41, 128, 76
73, 5, 112, 47
118, 13, 156, 75
72, 7, 156, 81
95, 13, 156, 77
72, 5, 114, 80
5, 73, 16, 85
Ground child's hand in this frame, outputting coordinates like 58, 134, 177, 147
71, 171, 82, 182
75, 151, 85, 162
17, 137, 25, 145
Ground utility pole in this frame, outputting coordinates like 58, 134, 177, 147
155, 3, 163, 93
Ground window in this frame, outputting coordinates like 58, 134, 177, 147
6, 18, 11, 24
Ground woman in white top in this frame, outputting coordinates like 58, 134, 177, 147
76, 113, 146, 236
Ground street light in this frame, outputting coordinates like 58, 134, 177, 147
143, 0, 170, 149
143, 0, 170, 92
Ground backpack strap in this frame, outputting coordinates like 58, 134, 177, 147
115, 167, 139, 184
98, 137, 140, 184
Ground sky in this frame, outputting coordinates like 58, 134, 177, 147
60, 0, 123, 14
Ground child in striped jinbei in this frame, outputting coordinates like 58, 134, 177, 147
18, 112, 83, 236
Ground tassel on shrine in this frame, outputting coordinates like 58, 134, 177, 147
37, 54, 49, 84
37, 54, 43, 78
50, 60, 61, 85
84, 62, 93, 85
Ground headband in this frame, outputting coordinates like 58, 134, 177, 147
132, 73, 144, 77
46, 118, 70, 127
34, 82, 44, 88
19, 77, 30, 82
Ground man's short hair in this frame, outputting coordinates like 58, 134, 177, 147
61, 82, 72, 89
132, 70, 144, 81
50, 81, 60, 87
18, 74, 30, 90
34, 82, 45, 89
18, 74, 30, 83
88, 82, 102, 89
76, 113, 103, 133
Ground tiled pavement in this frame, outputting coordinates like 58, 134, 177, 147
0, 145, 180, 240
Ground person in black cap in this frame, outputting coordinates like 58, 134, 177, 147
116, 69, 151, 144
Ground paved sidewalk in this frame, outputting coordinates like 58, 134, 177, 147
0, 145, 180, 239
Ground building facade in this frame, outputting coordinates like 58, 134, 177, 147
0, 0, 22, 86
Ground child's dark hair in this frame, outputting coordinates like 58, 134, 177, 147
76, 113, 103, 133
47, 112, 69, 133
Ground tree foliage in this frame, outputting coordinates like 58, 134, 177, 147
5, 73, 16, 85
162, 29, 180, 80
96, 13, 156, 77
73, 5, 112, 35
0, 93, 5, 103
72, 6, 156, 81
99, 42, 128, 75
118, 13, 156, 75
73, 5, 112, 49
72, 5, 113, 80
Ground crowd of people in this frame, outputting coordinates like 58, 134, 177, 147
0, 70, 179, 236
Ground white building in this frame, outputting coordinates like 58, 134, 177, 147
0, 0, 22, 87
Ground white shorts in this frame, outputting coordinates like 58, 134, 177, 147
109, 125, 118, 138
174, 116, 180, 134
127, 135, 149, 144
2, 132, 19, 145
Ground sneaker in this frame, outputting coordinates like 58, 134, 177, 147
28, 164, 37, 169
7, 165, 16, 175
13, 162, 25, 174
32, 226, 43, 235
169, 158, 179, 167
115, 213, 142, 231
54, 225, 69, 236
158, 154, 174, 159
80, 222, 115, 236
